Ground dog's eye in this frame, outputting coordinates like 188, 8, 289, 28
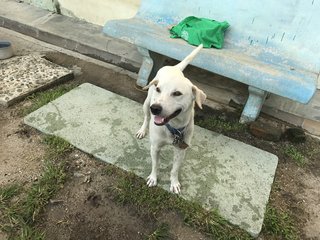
172, 91, 182, 96
156, 87, 161, 93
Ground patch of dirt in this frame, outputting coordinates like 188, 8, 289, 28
38, 151, 155, 240
0, 104, 44, 186
38, 150, 209, 240
298, 173, 320, 239
1, 50, 319, 239
44, 52, 146, 104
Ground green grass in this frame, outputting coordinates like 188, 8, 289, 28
196, 116, 246, 133
22, 84, 76, 116
147, 223, 171, 240
0, 136, 70, 239
284, 145, 306, 167
17, 225, 45, 240
42, 135, 73, 156
0, 184, 21, 203
263, 206, 298, 240
23, 160, 66, 223
105, 165, 252, 240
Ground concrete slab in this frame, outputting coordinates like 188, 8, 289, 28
24, 83, 278, 237
0, 55, 72, 106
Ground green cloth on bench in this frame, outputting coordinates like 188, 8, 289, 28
170, 16, 230, 49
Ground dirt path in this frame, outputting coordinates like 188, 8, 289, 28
0, 105, 44, 185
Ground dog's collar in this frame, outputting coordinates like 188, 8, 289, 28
165, 123, 185, 137
165, 123, 189, 149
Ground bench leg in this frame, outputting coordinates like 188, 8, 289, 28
240, 86, 268, 123
149, 51, 167, 80
136, 47, 167, 87
137, 47, 154, 87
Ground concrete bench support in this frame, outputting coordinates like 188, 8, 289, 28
137, 47, 153, 87
240, 86, 268, 123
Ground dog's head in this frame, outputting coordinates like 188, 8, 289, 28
143, 66, 206, 126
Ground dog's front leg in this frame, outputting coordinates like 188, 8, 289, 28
147, 144, 160, 187
170, 148, 186, 194
136, 96, 150, 139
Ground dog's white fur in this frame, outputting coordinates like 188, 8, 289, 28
136, 45, 206, 194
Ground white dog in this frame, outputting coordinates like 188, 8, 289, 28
136, 44, 206, 194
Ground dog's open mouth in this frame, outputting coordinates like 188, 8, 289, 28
154, 109, 182, 126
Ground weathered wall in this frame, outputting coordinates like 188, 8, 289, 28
24, 0, 56, 12
24, 0, 140, 26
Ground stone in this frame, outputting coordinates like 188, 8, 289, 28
249, 121, 283, 142
24, 83, 278, 237
284, 127, 306, 143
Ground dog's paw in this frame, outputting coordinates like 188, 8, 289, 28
136, 128, 147, 139
146, 174, 157, 187
170, 180, 181, 194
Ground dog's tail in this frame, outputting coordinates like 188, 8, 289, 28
176, 44, 203, 71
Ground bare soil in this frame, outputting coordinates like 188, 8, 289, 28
0, 51, 319, 240
38, 149, 207, 240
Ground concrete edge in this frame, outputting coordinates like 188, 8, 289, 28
0, 0, 142, 73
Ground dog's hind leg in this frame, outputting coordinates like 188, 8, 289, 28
136, 94, 151, 139
170, 148, 186, 194
147, 144, 160, 187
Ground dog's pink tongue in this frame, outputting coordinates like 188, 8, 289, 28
154, 115, 165, 125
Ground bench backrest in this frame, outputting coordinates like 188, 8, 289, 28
136, 0, 320, 73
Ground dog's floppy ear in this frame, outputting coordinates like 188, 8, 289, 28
192, 85, 207, 109
142, 79, 159, 90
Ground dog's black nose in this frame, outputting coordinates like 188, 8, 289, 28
150, 104, 162, 115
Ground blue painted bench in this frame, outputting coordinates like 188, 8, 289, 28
103, 0, 319, 123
